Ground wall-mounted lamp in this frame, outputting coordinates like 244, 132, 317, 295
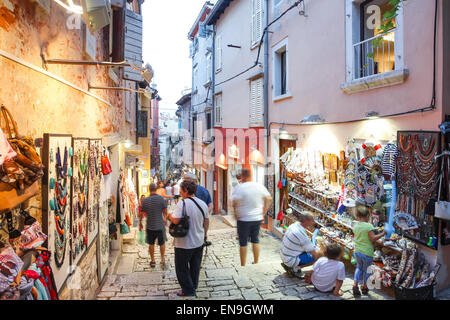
366, 111, 380, 120
301, 114, 325, 124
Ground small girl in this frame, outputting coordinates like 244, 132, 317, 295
352, 205, 386, 296
306, 243, 346, 296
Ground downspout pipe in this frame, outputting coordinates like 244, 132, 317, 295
211, 25, 217, 214
263, 0, 270, 224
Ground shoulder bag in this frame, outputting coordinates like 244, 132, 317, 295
435, 156, 450, 220
169, 199, 190, 238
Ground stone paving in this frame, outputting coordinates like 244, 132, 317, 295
97, 216, 396, 300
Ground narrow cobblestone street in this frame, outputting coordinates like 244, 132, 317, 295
96, 216, 396, 301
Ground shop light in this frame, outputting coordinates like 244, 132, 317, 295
123, 140, 133, 148
366, 111, 380, 120
300, 114, 325, 124
54, 0, 83, 14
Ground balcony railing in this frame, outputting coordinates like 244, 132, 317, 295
353, 29, 396, 80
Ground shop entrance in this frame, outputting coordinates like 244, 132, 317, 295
279, 139, 296, 212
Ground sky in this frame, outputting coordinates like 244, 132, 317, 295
141, 0, 212, 115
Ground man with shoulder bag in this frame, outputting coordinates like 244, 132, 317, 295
168, 180, 209, 297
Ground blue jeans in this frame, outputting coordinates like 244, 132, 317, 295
354, 252, 373, 285
174, 246, 204, 296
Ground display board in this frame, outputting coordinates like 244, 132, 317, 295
42, 134, 73, 293
396, 131, 441, 249
87, 139, 101, 247
71, 138, 90, 266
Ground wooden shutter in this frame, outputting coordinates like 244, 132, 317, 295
252, 0, 263, 45
123, 9, 143, 81
215, 35, 222, 71
137, 110, 148, 137
250, 78, 263, 125
215, 94, 222, 125
206, 53, 212, 82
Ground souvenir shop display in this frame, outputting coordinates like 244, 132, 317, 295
0, 106, 44, 195
71, 138, 90, 267
396, 131, 440, 249
97, 204, 109, 282
42, 134, 73, 293
87, 139, 102, 248
117, 171, 138, 228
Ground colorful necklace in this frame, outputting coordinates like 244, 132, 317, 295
56, 147, 68, 179
399, 134, 413, 153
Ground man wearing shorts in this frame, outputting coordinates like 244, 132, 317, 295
231, 168, 272, 266
140, 183, 168, 268
280, 213, 322, 275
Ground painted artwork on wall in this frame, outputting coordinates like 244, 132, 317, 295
71, 138, 89, 266
87, 139, 101, 248
42, 134, 73, 293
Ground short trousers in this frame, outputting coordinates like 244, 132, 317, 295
298, 252, 315, 265
146, 229, 166, 245
237, 220, 261, 247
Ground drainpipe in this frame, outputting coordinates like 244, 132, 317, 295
211, 24, 217, 214
263, 0, 270, 226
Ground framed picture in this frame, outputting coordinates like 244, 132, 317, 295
42, 134, 73, 293
142, 170, 149, 179
71, 138, 90, 267
87, 139, 102, 248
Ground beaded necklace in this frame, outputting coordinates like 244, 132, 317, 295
56, 147, 68, 179
399, 134, 413, 152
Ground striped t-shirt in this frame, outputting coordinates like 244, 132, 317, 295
141, 194, 167, 231
382, 143, 399, 178
280, 222, 315, 269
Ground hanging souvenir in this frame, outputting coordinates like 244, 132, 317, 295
0, 128, 17, 166
101, 146, 112, 176
42, 134, 72, 293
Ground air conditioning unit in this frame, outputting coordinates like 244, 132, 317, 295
81, 0, 111, 33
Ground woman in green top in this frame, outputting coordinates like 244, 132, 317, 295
352, 205, 386, 296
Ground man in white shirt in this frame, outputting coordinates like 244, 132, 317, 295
231, 168, 272, 266
280, 213, 322, 274
168, 180, 210, 297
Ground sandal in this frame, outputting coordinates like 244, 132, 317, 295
353, 286, 361, 296
361, 286, 369, 295
150, 261, 156, 268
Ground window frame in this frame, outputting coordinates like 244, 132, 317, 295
272, 38, 291, 101
344, 0, 404, 83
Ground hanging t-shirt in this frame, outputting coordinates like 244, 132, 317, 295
382, 143, 399, 178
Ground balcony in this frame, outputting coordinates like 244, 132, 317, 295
353, 30, 396, 80
342, 29, 408, 94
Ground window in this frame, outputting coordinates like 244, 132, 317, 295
206, 112, 212, 140
250, 78, 264, 126
272, 38, 289, 99
206, 52, 212, 83
215, 35, 222, 72
214, 94, 222, 126
252, 0, 263, 46
345, 0, 404, 82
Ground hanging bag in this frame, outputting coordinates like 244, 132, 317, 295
169, 199, 190, 238
435, 156, 450, 220
0, 105, 43, 194
101, 147, 112, 176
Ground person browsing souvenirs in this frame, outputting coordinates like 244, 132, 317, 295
280, 213, 323, 276
139, 183, 168, 268
168, 180, 210, 297
231, 168, 272, 266
183, 172, 213, 214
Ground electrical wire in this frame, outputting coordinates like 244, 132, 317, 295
214, 0, 304, 88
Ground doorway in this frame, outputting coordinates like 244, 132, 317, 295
279, 139, 296, 212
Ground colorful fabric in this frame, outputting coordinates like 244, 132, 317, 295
0, 246, 24, 293
0, 128, 17, 166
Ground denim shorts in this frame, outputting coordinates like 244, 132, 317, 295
237, 220, 261, 247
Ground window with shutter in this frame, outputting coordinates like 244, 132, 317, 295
214, 94, 222, 126
252, 0, 263, 46
250, 78, 263, 126
215, 35, 222, 72
206, 53, 212, 83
